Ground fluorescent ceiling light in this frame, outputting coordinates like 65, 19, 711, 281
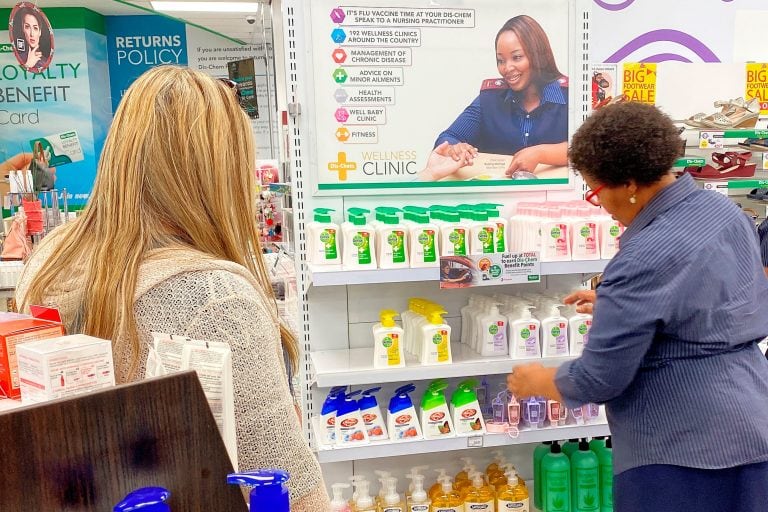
151, 1, 260, 13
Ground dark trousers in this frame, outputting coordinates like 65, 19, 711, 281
615, 461, 768, 512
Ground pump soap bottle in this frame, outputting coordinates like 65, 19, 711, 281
571, 439, 600, 512
381, 477, 405, 512
387, 384, 423, 441
496, 468, 530, 512
372, 310, 405, 369
420, 378, 455, 439
227, 469, 290, 512
431, 477, 463, 512
541, 304, 570, 357
464, 471, 495, 510
542, 442, 571, 512
420, 308, 452, 365
407, 474, 431, 512
451, 379, 486, 435
114, 487, 171, 512
335, 390, 369, 446
309, 208, 341, 265
358, 387, 389, 441
533, 441, 553, 511
598, 437, 614, 512
342, 207, 377, 269
331, 483, 353, 512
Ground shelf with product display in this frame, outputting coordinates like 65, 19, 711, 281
312, 415, 610, 463
310, 344, 577, 387
309, 259, 611, 287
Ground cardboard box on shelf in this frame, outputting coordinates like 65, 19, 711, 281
17, 334, 115, 405
0, 315, 64, 399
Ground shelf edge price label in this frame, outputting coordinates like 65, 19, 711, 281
699, 131, 724, 149
702, 181, 728, 196
467, 436, 484, 448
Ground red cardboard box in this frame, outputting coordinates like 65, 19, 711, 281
0, 316, 65, 399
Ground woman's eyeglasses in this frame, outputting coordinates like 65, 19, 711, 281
585, 184, 605, 206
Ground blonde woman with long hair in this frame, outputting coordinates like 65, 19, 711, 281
16, 66, 330, 510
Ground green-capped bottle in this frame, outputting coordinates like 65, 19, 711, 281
542, 441, 571, 512
571, 439, 600, 512
563, 439, 580, 459
533, 441, 553, 510
598, 437, 613, 512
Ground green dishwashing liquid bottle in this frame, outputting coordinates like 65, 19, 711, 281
542, 441, 571, 512
589, 437, 606, 456
562, 439, 580, 458
598, 437, 613, 512
571, 439, 600, 512
533, 441, 553, 511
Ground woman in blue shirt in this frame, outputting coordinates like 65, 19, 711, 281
508, 102, 768, 512
421, 15, 568, 181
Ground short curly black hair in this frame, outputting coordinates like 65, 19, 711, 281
569, 102, 682, 186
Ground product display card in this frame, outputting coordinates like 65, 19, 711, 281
311, 0, 572, 195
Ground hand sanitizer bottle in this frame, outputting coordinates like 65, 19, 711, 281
420, 308, 452, 365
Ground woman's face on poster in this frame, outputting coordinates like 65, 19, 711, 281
23, 13, 40, 49
496, 30, 532, 92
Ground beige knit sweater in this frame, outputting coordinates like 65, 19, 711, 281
16, 229, 330, 511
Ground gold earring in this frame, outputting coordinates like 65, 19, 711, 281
629, 195, 637, 204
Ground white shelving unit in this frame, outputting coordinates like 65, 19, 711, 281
282, 0, 602, 487
309, 260, 610, 287
314, 420, 610, 463
311, 344, 577, 387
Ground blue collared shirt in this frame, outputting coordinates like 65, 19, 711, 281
759, 218, 768, 267
435, 79, 568, 155
556, 174, 768, 474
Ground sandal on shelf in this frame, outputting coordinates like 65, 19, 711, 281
742, 138, 768, 151
747, 188, 768, 201
702, 97, 760, 129
684, 98, 739, 128
685, 151, 756, 180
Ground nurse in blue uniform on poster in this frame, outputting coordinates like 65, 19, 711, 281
420, 15, 568, 181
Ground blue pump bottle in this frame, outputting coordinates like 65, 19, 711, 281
228, 469, 290, 512
114, 487, 171, 512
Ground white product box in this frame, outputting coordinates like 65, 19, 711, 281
17, 334, 116, 405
